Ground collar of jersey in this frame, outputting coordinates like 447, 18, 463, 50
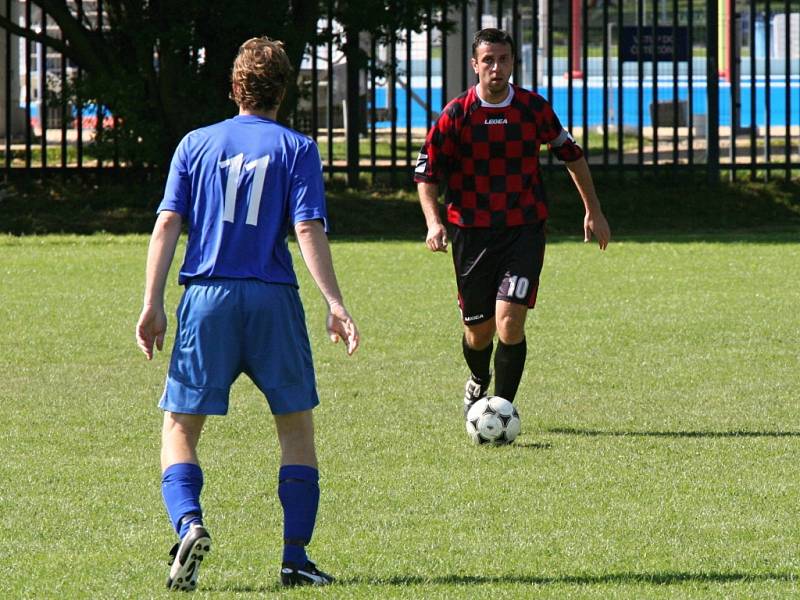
232, 114, 277, 124
474, 85, 515, 108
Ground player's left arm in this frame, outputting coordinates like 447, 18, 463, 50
294, 219, 359, 356
535, 95, 610, 250
564, 157, 610, 250
136, 210, 182, 360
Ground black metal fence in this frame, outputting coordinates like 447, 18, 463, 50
2, 0, 799, 182
2, 0, 110, 171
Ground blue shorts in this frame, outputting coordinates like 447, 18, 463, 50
159, 278, 319, 416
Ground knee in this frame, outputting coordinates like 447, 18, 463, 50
161, 412, 206, 470
496, 312, 525, 344
275, 411, 317, 466
165, 411, 199, 430
163, 412, 205, 444
464, 325, 494, 350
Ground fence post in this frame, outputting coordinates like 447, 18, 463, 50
706, 0, 720, 184
344, 25, 361, 188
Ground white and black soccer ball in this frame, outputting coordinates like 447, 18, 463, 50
465, 396, 521, 445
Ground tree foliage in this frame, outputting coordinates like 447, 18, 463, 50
1, 0, 467, 167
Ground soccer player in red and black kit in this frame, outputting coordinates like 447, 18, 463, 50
415, 28, 611, 422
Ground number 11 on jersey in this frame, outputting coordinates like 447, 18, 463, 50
218, 153, 270, 226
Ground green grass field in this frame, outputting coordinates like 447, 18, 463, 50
1, 231, 799, 598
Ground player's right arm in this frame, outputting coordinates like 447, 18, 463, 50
415, 104, 459, 253
136, 210, 182, 360
418, 182, 448, 253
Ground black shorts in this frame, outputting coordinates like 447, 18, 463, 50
451, 223, 546, 325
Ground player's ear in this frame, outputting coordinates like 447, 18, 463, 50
470, 56, 479, 74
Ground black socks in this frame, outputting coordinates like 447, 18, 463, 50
462, 334, 492, 384
463, 333, 528, 402
493, 338, 527, 403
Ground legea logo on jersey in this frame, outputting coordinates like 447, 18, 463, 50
484, 117, 508, 125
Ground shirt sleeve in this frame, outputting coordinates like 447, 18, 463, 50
413, 104, 458, 184
158, 135, 192, 217
536, 99, 584, 163
289, 140, 328, 231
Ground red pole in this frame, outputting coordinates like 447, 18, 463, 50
571, 0, 584, 78
721, 0, 734, 82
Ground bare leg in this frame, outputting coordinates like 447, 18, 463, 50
463, 318, 496, 351
274, 409, 317, 467
161, 411, 207, 471
494, 300, 528, 344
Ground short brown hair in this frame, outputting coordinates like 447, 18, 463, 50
472, 28, 515, 57
230, 37, 293, 111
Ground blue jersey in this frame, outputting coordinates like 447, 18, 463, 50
158, 115, 327, 286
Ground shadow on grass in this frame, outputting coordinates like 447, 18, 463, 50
215, 570, 796, 592
511, 441, 553, 450
343, 571, 798, 586
548, 428, 800, 438
1, 171, 799, 238
323, 173, 800, 242
0, 172, 164, 235
545, 171, 800, 239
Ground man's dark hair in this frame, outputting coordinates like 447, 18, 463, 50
472, 28, 515, 57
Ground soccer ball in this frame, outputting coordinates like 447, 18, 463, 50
465, 396, 521, 445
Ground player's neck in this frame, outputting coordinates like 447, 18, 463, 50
476, 83, 510, 105
239, 107, 279, 120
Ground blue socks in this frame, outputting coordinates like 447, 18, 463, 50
162, 463, 204, 539
278, 465, 320, 566
162, 461, 320, 565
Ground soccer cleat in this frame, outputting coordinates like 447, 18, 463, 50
463, 374, 490, 418
280, 560, 335, 587
166, 523, 211, 592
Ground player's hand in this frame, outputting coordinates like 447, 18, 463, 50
426, 222, 448, 253
584, 210, 610, 251
327, 302, 359, 356
136, 304, 167, 360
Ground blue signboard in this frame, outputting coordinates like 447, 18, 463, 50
620, 26, 689, 62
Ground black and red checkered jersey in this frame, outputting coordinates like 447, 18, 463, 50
414, 85, 583, 228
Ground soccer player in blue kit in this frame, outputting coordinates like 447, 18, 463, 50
136, 37, 359, 591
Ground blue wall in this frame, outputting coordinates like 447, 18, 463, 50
374, 81, 800, 129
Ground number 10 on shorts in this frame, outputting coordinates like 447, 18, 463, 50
506, 275, 530, 300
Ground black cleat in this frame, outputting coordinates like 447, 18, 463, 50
280, 560, 335, 587
166, 523, 211, 592
463, 374, 490, 418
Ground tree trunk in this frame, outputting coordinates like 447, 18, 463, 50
277, 0, 320, 125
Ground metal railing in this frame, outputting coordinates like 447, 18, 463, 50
2, 0, 798, 183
